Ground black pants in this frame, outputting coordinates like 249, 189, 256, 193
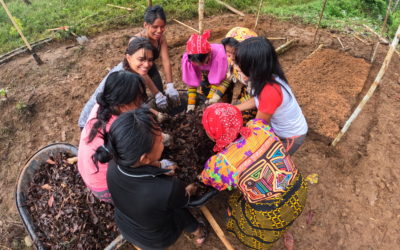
123, 208, 198, 250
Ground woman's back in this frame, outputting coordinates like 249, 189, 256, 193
202, 119, 298, 202
78, 104, 117, 192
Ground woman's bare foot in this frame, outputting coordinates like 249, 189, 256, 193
191, 221, 208, 246
283, 231, 294, 250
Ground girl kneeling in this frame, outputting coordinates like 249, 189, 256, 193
94, 108, 207, 249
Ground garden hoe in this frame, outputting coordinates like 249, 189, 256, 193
47, 26, 89, 45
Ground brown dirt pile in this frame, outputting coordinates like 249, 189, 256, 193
286, 48, 371, 139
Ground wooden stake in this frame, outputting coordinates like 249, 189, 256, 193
393, 0, 400, 11
147, 0, 152, 7
313, 0, 328, 43
363, 24, 389, 44
276, 39, 299, 55
334, 36, 344, 48
200, 206, 234, 250
106, 4, 134, 11
381, 0, 393, 34
332, 24, 400, 146
199, 0, 205, 34
0, 0, 43, 65
307, 44, 324, 59
268, 37, 287, 40
371, 41, 380, 63
173, 19, 199, 33
254, 0, 263, 30
353, 34, 368, 45
215, 0, 245, 17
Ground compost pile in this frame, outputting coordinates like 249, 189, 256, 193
161, 109, 215, 195
25, 152, 118, 249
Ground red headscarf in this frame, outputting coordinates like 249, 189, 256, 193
186, 30, 212, 54
202, 103, 251, 152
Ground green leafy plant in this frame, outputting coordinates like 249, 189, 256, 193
15, 101, 27, 112
0, 88, 7, 99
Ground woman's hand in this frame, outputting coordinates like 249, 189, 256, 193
165, 83, 181, 106
155, 92, 168, 109
160, 159, 177, 176
185, 183, 198, 197
236, 97, 256, 111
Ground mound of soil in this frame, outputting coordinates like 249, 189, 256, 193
286, 48, 371, 139
161, 109, 215, 196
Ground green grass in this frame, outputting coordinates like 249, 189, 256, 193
0, 0, 398, 54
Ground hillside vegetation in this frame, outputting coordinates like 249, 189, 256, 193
0, 0, 399, 54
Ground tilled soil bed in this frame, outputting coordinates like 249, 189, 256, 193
286, 48, 371, 139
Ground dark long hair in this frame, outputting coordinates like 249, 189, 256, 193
234, 37, 288, 97
188, 53, 209, 63
88, 71, 147, 144
123, 37, 155, 70
144, 5, 166, 24
92, 108, 161, 168
221, 37, 239, 48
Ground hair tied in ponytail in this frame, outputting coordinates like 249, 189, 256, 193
101, 145, 110, 153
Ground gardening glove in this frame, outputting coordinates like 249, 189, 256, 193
155, 92, 168, 109
162, 133, 172, 147
160, 159, 176, 169
186, 104, 195, 113
156, 112, 167, 123
165, 83, 180, 105
160, 159, 177, 176
206, 94, 221, 105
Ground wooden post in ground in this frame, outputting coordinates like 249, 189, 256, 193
372, 0, 393, 63
276, 39, 299, 55
381, 0, 393, 34
147, 0, 152, 7
0, 0, 43, 65
313, 0, 328, 43
363, 24, 389, 44
200, 206, 234, 250
199, 0, 205, 34
332, 24, 400, 146
254, 0, 263, 30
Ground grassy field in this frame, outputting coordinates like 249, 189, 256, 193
0, 0, 398, 54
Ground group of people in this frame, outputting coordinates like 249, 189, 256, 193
76, 5, 308, 250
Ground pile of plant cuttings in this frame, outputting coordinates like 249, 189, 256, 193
25, 152, 118, 249
161, 109, 215, 196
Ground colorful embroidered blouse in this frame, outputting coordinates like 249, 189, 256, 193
201, 119, 298, 201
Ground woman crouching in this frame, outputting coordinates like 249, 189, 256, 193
93, 108, 207, 249
201, 103, 307, 249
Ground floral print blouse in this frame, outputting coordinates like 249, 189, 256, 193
201, 119, 297, 194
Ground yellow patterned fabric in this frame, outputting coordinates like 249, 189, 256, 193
207, 79, 231, 99
201, 119, 282, 191
187, 87, 197, 105
187, 73, 232, 105
201, 119, 296, 195
226, 27, 258, 42
227, 174, 307, 249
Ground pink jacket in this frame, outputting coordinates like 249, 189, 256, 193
182, 44, 228, 87
77, 104, 117, 192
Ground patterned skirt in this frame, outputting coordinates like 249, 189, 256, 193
226, 174, 307, 250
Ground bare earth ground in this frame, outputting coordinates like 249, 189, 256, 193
0, 14, 400, 249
